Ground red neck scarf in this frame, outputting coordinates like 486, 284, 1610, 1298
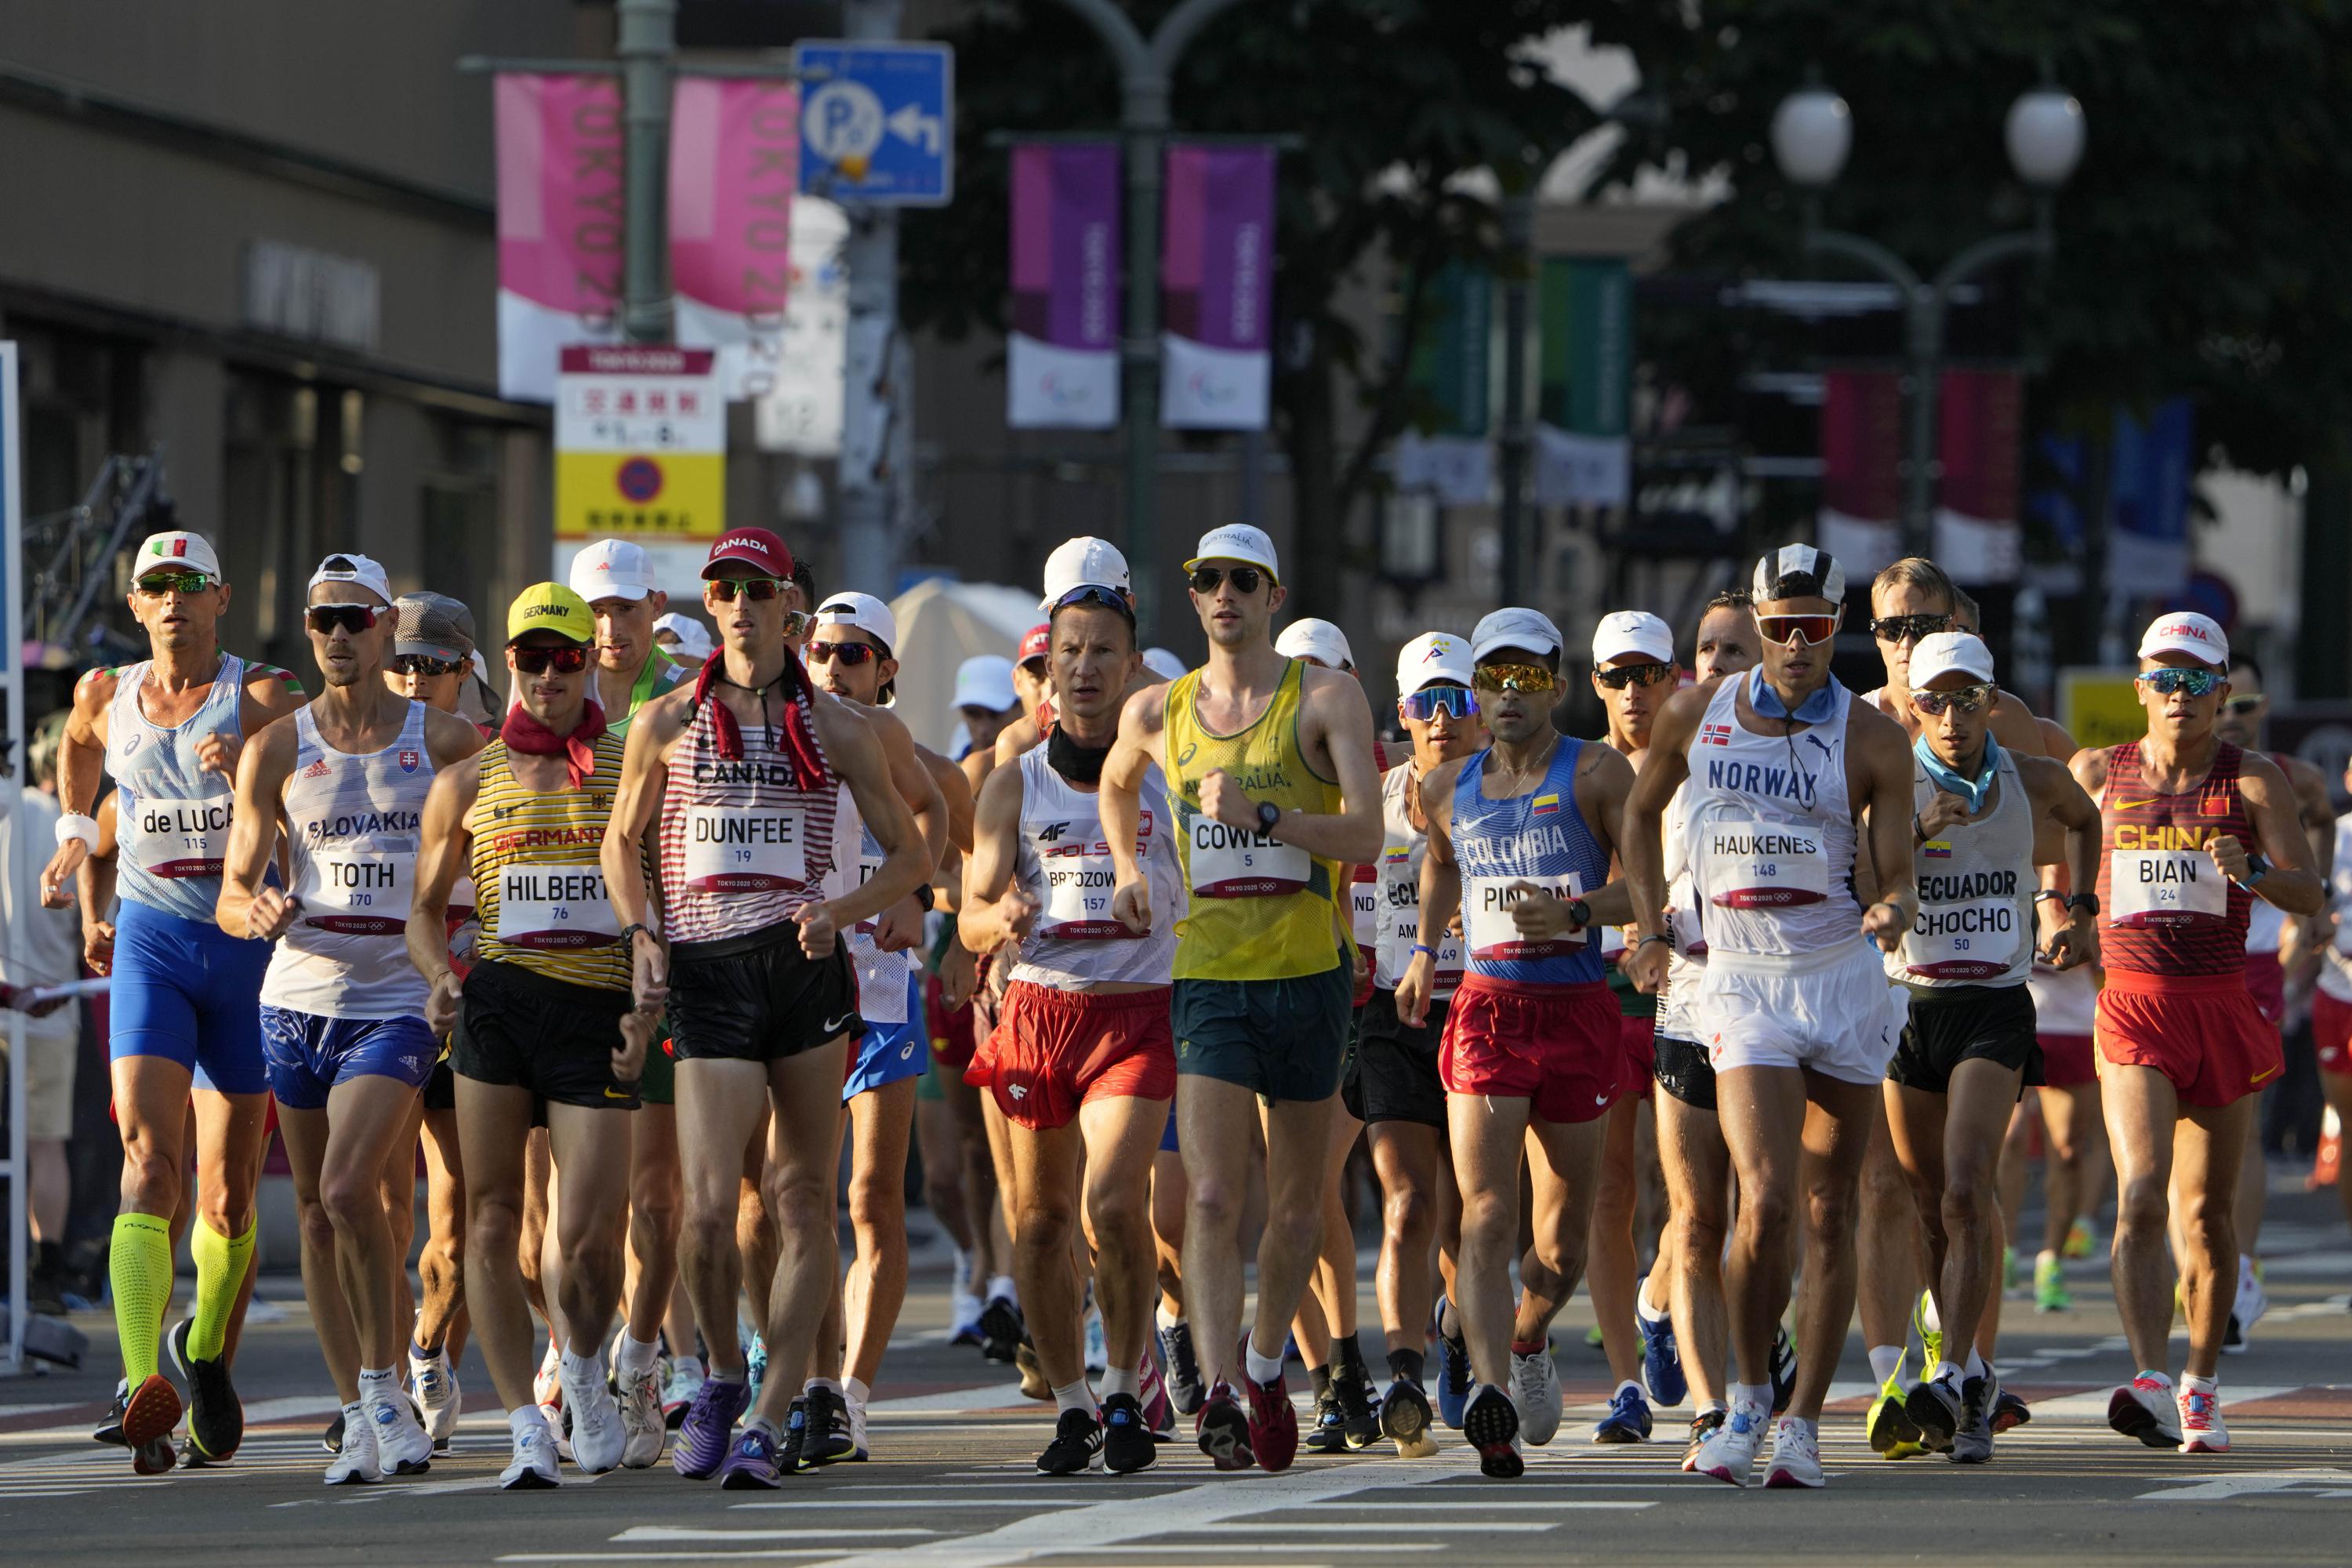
502, 699, 608, 788
691, 652, 829, 785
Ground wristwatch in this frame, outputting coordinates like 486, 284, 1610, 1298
2067, 891, 2100, 916
1566, 898, 1593, 930
617, 921, 654, 949
1256, 799, 1283, 834
913, 883, 936, 913
2241, 853, 2273, 887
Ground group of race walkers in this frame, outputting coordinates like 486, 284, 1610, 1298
45, 514, 2340, 1491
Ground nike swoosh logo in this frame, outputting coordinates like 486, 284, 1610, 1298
822, 1014, 852, 1036
2250, 1063, 2282, 1086
2114, 798, 2159, 811
604, 1085, 633, 1100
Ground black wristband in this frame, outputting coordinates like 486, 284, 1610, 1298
618, 921, 654, 950
1636, 933, 1672, 951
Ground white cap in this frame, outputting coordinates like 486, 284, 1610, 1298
1470, 607, 1563, 664
2138, 611, 2229, 669
1396, 632, 1475, 695
1142, 647, 1187, 684
815, 591, 898, 655
133, 530, 223, 580
307, 551, 394, 605
570, 539, 659, 603
652, 612, 713, 662
1592, 610, 1675, 666
1040, 535, 1132, 613
1907, 631, 1996, 688
1752, 543, 1847, 605
1276, 618, 1353, 671
1184, 524, 1280, 583
953, 655, 1019, 713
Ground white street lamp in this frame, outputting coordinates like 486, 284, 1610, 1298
1770, 88, 1853, 188
2005, 88, 2087, 189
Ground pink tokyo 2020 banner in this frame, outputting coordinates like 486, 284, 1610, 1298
670, 78, 799, 401
1006, 142, 1120, 429
495, 74, 626, 403
1160, 144, 1274, 430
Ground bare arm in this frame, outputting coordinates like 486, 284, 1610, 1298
78, 792, 120, 975
215, 717, 300, 940
602, 689, 688, 1009
1273, 666, 1384, 866
406, 758, 478, 1033
2225, 752, 2325, 916
956, 758, 1036, 956
39, 667, 116, 906
813, 697, 931, 938
1852, 703, 1920, 950
2020, 753, 2103, 969
1569, 742, 1635, 927
423, 706, 488, 769
1621, 681, 1710, 992
1102, 682, 1170, 930
922, 746, 977, 858
1395, 763, 1462, 1027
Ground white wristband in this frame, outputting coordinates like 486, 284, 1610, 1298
55, 813, 99, 851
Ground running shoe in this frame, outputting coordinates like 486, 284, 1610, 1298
1138, 1348, 1177, 1439
121, 1371, 183, 1454
94, 1379, 129, 1448
1991, 1388, 2032, 1434
1461, 1383, 1524, 1479
1868, 1379, 1928, 1459
619, 1359, 666, 1468
132, 1432, 176, 1476
1769, 1325, 1798, 1415
661, 1356, 706, 1429
673, 1376, 753, 1479
1038, 1406, 1104, 1475
1304, 1381, 1347, 1453
1635, 1276, 1686, 1407
781, 1397, 808, 1472
2228, 1264, 2268, 1354
543, 1399, 571, 1462
2062, 1217, 2096, 1259
1914, 1292, 1944, 1376
804, 1384, 854, 1466
1334, 1370, 1380, 1450
325, 1403, 382, 1485
1691, 1399, 1769, 1487
1681, 1407, 1726, 1472
2107, 1373, 2183, 1448
1436, 1296, 1472, 1429
1951, 1369, 1997, 1465
1590, 1382, 1653, 1444
979, 1294, 1025, 1364
1196, 1381, 1254, 1471
1380, 1377, 1435, 1457
1763, 1416, 1824, 1488
949, 1290, 985, 1347
744, 1328, 768, 1403
2034, 1253, 2072, 1312
532, 1335, 563, 1410
561, 1362, 624, 1475
370, 1391, 435, 1476
1244, 1372, 1299, 1473
717, 1425, 785, 1490
410, 1345, 460, 1452
1102, 1392, 1156, 1474
1014, 1338, 1051, 1401
169, 1318, 244, 1464
2178, 1385, 2229, 1454
500, 1420, 560, 1490
1083, 1295, 1109, 1379
1157, 1319, 1205, 1415
1904, 1367, 1965, 1448
842, 1391, 869, 1462
1510, 1345, 1563, 1446
322, 1410, 346, 1455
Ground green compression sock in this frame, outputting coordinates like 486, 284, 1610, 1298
188, 1217, 255, 1363
111, 1212, 175, 1383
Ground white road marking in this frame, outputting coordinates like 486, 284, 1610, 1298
2029, 1385, 2296, 1420
730, 1500, 1091, 1510
614, 1529, 938, 1542
2136, 1467, 2352, 1501
499, 1553, 851, 1563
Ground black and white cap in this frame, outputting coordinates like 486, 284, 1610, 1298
1751, 544, 1846, 605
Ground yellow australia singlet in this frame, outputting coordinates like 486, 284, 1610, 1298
1164, 658, 1345, 982
465, 733, 637, 992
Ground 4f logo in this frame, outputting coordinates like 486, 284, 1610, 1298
1037, 822, 1069, 844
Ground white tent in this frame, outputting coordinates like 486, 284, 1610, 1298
884, 578, 1040, 757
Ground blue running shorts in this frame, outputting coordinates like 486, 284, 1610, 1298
843, 971, 928, 1103
109, 897, 274, 1095
260, 1006, 437, 1109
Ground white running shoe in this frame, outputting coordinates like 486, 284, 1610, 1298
532, 1337, 563, 1410
660, 1356, 707, 1425
325, 1402, 382, 1485
2231, 1262, 2268, 1350
2178, 1385, 2230, 1454
1509, 1346, 1563, 1446
949, 1287, 985, 1345
562, 1366, 626, 1474
409, 1347, 460, 1449
619, 1361, 665, 1468
1083, 1300, 1109, 1379
1762, 1416, 1824, 1488
543, 1401, 572, 1461
844, 1392, 870, 1461
1690, 1398, 1769, 1487
370, 1392, 434, 1475
500, 1419, 561, 1490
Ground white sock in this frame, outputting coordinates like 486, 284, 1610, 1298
507, 1405, 543, 1441
2182, 1371, 2217, 1396
1052, 1377, 1094, 1415
2038, 1247, 2060, 1266
1921, 1294, 1944, 1333
953, 1247, 973, 1290
673, 1354, 705, 1382
1244, 1345, 1285, 1386
1933, 1359, 1964, 1386
1779, 1414, 1816, 1440
844, 1376, 870, 1410
1637, 1278, 1670, 1321
560, 1346, 603, 1389
1101, 1367, 1140, 1400
1156, 1304, 1184, 1334
1613, 1378, 1640, 1400
358, 1366, 397, 1404
2136, 1367, 2174, 1387
988, 1274, 1017, 1305
2239, 1254, 2258, 1287
615, 1332, 661, 1379
1733, 1381, 1773, 1414
1867, 1345, 1903, 1385
1965, 1349, 1988, 1380
1700, 1398, 1728, 1415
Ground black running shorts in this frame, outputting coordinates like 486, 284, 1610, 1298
1343, 989, 1449, 1127
1890, 982, 2043, 1096
666, 926, 864, 1065
1652, 1033, 1717, 1112
454, 959, 639, 1110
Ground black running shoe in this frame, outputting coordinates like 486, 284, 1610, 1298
1158, 1319, 1206, 1416
322, 1410, 346, 1455
2223, 1312, 2243, 1352
781, 1396, 808, 1472
1462, 1384, 1523, 1479
1991, 1387, 2032, 1434
804, 1385, 852, 1467
169, 1317, 243, 1464
979, 1296, 1025, 1365
1769, 1327, 1798, 1416
1102, 1392, 1156, 1475
1334, 1372, 1380, 1450
1303, 1382, 1347, 1453
94, 1381, 129, 1448
1038, 1406, 1103, 1475
1380, 1377, 1432, 1445
1681, 1407, 1726, 1472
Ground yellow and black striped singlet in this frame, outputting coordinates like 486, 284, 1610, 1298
464, 732, 636, 992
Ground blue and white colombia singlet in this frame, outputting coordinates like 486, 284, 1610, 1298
105, 654, 250, 924
1451, 738, 1610, 985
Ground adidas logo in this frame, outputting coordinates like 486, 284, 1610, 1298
301, 758, 332, 779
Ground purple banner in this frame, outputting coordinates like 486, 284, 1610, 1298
1162, 144, 1273, 429
1008, 143, 1120, 428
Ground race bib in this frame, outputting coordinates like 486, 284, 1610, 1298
1703, 822, 1829, 909
1351, 873, 1380, 949
497, 863, 621, 950
1040, 851, 1132, 940
1187, 816, 1311, 898
303, 846, 412, 936
1904, 898, 2024, 981
855, 946, 913, 1025
2109, 849, 2227, 925
684, 807, 806, 893
132, 794, 230, 880
1463, 873, 1588, 962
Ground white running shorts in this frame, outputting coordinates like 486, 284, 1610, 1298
1697, 939, 1905, 1085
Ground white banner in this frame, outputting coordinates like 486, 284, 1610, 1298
753, 198, 851, 456
1007, 332, 1118, 430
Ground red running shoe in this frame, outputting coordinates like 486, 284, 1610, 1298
122, 1373, 183, 1449
1244, 1372, 1298, 1473
1195, 1381, 1254, 1471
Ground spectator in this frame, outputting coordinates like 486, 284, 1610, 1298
3, 710, 85, 1313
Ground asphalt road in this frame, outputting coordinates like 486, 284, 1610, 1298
6, 1177, 2351, 1566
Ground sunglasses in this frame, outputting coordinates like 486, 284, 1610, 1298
136, 572, 214, 596
1757, 613, 1839, 648
1595, 661, 1676, 691
1189, 564, 1265, 596
1869, 612, 1952, 644
2137, 666, 2223, 698
396, 654, 468, 677
1472, 662, 1559, 695
2222, 695, 2264, 717
808, 641, 881, 667
1910, 681, 1996, 717
512, 644, 590, 675
306, 603, 379, 635
1401, 686, 1479, 722
709, 575, 784, 602
1050, 583, 1136, 618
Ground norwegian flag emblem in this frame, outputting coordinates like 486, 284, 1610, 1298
397, 749, 420, 773
1700, 722, 1735, 747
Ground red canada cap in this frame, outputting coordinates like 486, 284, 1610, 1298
702, 527, 794, 579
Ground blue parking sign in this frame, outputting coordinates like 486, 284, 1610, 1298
795, 42, 954, 207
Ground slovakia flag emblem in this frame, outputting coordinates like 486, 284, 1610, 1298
398, 750, 420, 774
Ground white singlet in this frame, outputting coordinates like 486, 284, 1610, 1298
1896, 745, 2034, 988
826, 782, 913, 1026
1007, 745, 1180, 989
2319, 808, 2352, 1005
1373, 760, 1464, 997
1657, 779, 1706, 1042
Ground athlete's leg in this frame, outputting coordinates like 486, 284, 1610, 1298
1655, 1093, 1730, 1407
1367, 1121, 1442, 1359
2040, 1083, 2105, 1253
1577, 1095, 1646, 1386
1250, 1092, 1340, 1366
2323, 1071, 2352, 1232
1998, 1100, 2034, 1254
737, 1107, 777, 1331
625, 1104, 683, 1344
279, 1102, 363, 1403
916, 1092, 976, 1254
2103, 1063, 2184, 1375
456, 1079, 540, 1410
1856, 1099, 1922, 1376
1310, 1106, 1362, 1341
546, 1103, 634, 1355
416, 1105, 468, 1359
1007, 1117, 1087, 1385
2172, 1097, 2255, 1381
381, 1097, 423, 1346
519, 1128, 560, 1340
1079, 1095, 1173, 1378
750, 1038, 853, 1428
316, 1075, 434, 1374
842, 1078, 917, 1389
1151, 1146, 1187, 1316
1714, 1064, 1808, 1392
677, 1060, 774, 1381
1446, 1088, 1534, 1389
947, 1073, 1005, 1287
220, 1121, 271, 1368
1519, 1111, 1613, 1347
2234, 1124, 2267, 1257
1784, 1073, 1879, 1423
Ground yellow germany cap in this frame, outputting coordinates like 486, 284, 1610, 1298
506, 582, 595, 645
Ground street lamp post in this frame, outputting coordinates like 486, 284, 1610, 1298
1772, 82, 2086, 561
